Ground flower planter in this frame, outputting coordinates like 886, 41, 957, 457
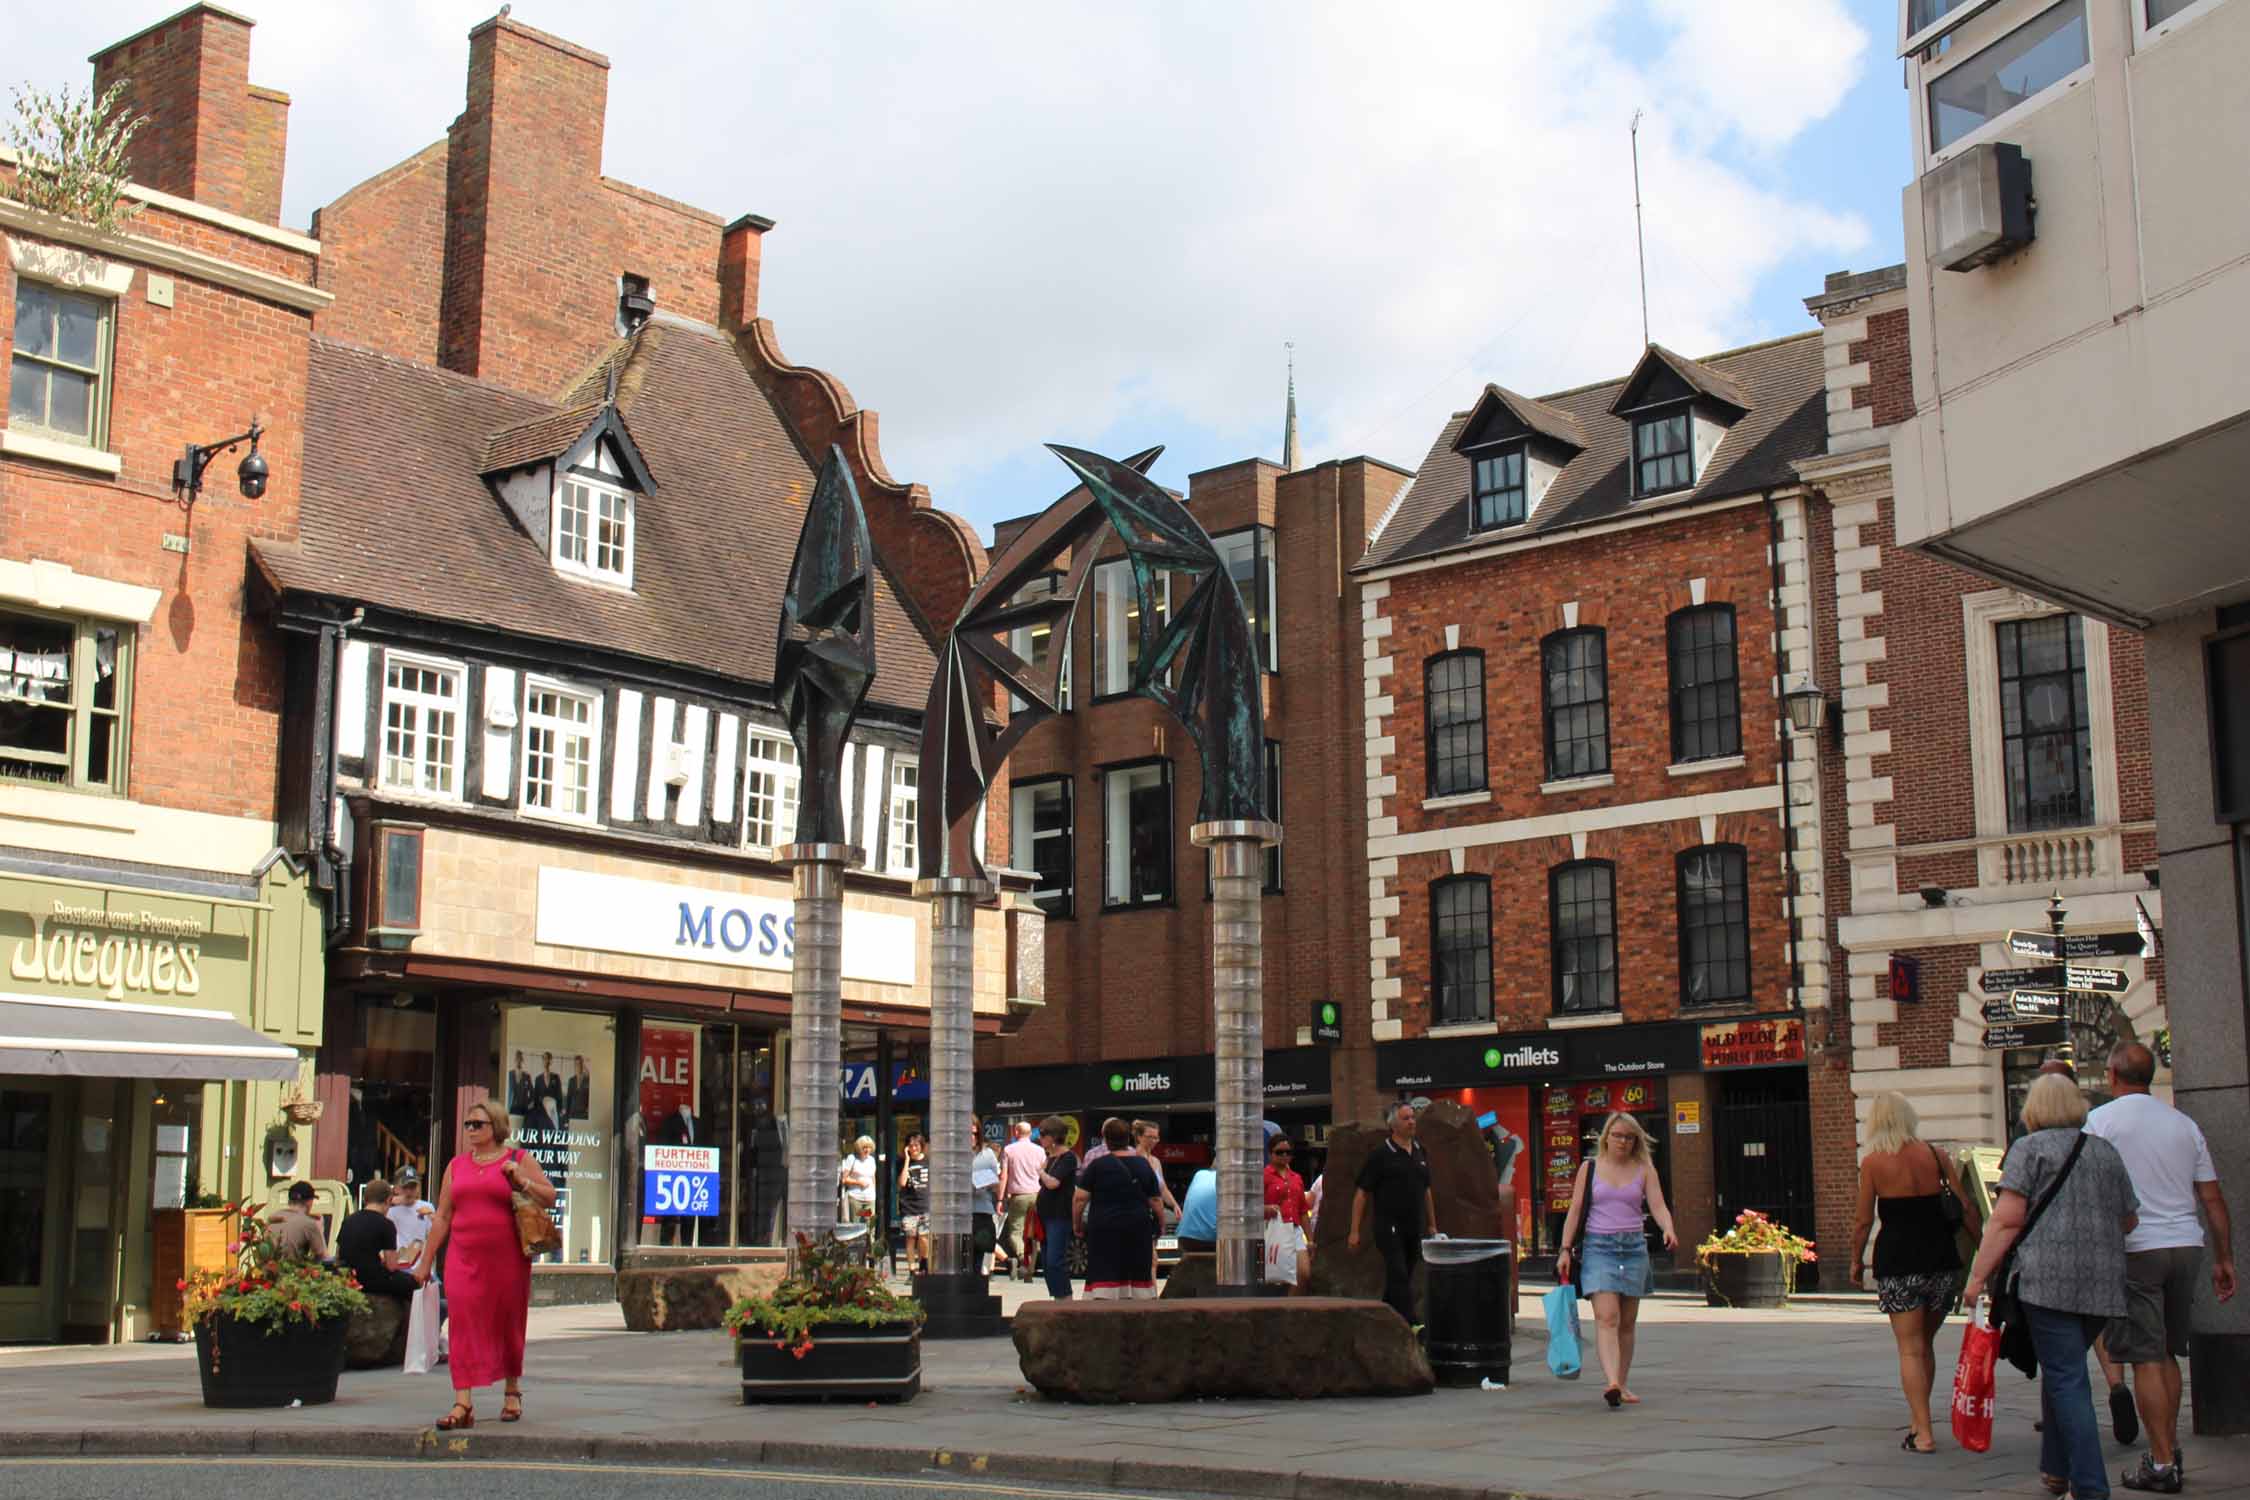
1702, 1250, 1789, 1309
738, 1320, 921, 1403
193, 1316, 350, 1408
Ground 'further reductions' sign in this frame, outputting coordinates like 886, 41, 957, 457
642, 1145, 720, 1218
1700, 1017, 1806, 1070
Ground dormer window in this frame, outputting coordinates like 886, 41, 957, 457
1633, 407, 1694, 495
1470, 446, 1526, 530
554, 472, 634, 585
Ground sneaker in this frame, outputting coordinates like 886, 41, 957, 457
2121, 1454, 2181, 1494
2112, 1384, 2141, 1446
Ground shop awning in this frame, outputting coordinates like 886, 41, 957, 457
0, 993, 301, 1082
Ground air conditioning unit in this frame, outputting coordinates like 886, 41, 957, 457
1925, 142, 2033, 272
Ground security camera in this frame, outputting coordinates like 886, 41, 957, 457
237, 448, 270, 500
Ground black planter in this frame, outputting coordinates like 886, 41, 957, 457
1702, 1251, 1789, 1309
193, 1315, 350, 1407
738, 1320, 921, 1403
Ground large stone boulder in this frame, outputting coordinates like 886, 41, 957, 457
1158, 1251, 1216, 1300
616, 1262, 785, 1332
1014, 1297, 1433, 1403
344, 1293, 408, 1369
1419, 1099, 1510, 1241
1306, 1122, 1388, 1301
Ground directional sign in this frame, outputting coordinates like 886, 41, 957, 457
1981, 967, 2055, 994
2005, 989, 2066, 1020
1981, 1000, 2021, 1025
2007, 929, 2145, 961
2064, 964, 2129, 995
1984, 1019, 2068, 1051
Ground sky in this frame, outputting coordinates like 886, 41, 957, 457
16, 1, 1912, 541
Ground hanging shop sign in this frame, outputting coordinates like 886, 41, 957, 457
1313, 1000, 1344, 1046
1699, 1017, 1806, 1070
534, 866, 916, 985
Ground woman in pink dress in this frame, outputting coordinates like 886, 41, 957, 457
411, 1095, 554, 1429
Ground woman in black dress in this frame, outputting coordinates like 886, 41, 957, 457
1073, 1117, 1161, 1300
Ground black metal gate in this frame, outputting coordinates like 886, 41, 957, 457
1712, 1071, 1815, 1236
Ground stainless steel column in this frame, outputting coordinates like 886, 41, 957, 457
781, 842, 854, 1254
916, 874, 991, 1276
1193, 818, 1282, 1293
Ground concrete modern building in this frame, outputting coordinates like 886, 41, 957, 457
1889, 0, 2249, 1421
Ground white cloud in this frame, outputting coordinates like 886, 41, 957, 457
12, 1, 1874, 531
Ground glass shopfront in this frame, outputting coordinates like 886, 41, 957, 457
628, 1016, 786, 1251
498, 1003, 618, 1264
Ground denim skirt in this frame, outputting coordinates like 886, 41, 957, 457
1580, 1230, 1655, 1297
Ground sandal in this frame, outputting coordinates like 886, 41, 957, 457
1900, 1433, 1935, 1454
1603, 1386, 1623, 1409
2039, 1476, 2068, 1496
436, 1402, 474, 1430
500, 1394, 522, 1423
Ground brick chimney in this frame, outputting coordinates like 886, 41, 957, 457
90, 4, 286, 221
719, 214, 773, 331
1802, 265, 1913, 458
439, 13, 611, 385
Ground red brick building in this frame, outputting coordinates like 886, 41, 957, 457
1800, 268, 2168, 1202
1, 4, 328, 1340
973, 448, 1407, 1177
1351, 332, 1845, 1269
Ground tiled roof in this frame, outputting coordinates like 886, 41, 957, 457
256, 323, 936, 712
477, 401, 608, 476
1613, 343, 1753, 416
1356, 332, 1825, 572
1458, 384, 1587, 452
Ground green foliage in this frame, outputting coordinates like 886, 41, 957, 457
6, 80, 145, 232
181, 1207, 370, 1334
725, 1232, 923, 1358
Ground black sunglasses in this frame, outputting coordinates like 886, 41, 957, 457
464, 1118, 491, 1130
1271, 1148, 1293, 1157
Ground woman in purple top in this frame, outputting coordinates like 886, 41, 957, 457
1556, 1112, 1679, 1409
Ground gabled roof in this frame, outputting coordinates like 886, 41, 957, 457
479, 400, 657, 496
1356, 331, 1824, 573
1453, 383, 1586, 455
254, 322, 936, 712
1609, 343, 1752, 417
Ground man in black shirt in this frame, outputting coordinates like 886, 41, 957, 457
1350, 1101, 1436, 1325
897, 1133, 931, 1273
335, 1179, 420, 1308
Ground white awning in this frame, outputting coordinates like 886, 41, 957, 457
0, 992, 302, 1082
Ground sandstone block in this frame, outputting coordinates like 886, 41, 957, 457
616, 1262, 786, 1332
1014, 1297, 1432, 1403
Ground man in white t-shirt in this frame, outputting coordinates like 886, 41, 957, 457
2084, 1041, 2235, 1491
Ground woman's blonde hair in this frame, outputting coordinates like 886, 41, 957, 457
1596, 1111, 1653, 1168
468, 1097, 512, 1144
853, 1135, 875, 1153
2020, 1071, 2090, 1132
1864, 1091, 1919, 1157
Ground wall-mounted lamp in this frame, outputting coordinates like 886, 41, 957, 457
1919, 886, 1950, 909
172, 417, 270, 513
1782, 677, 1836, 743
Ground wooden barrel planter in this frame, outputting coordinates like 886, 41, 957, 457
193, 1316, 351, 1407
1702, 1250, 1789, 1309
740, 1321, 921, 1403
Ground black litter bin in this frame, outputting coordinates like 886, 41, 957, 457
1421, 1237, 1511, 1388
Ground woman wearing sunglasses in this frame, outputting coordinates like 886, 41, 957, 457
1264, 1136, 1312, 1293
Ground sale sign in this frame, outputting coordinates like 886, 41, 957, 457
642, 1145, 720, 1218
640, 1025, 696, 1124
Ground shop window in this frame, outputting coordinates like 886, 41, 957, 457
1550, 860, 1618, 1015
1927, 0, 2088, 154
521, 678, 600, 822
1542, 628, 1610, 780
1667, 605, 1740, 763
0, 608, 130, 793
1430, 876, 1493, 1025
1425, 650, 1486, 796
742, 732, 801, 852
498, 1005, 616, 1264
1678, 844, 1750, 1007
1094, 558, 1170, 696
1103, 759, 1173, 908
379, 652, 465, 798
1996, 614, 2093, 832
1005, 570, 1071, 713
1633, 407, 1693, 495
1009, 776, 1074, 917
1470, 445, 1527, 530
887, 757, 919, 877
9, 281, 112, 448
632, 1019, 785, 1250
1212, 526, 1278, 670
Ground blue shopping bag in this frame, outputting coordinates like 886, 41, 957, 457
1543, 1284, 1583, 1380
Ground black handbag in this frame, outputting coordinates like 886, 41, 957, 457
1929, 1141, 1965, 1231
1990, 1133, 2086, 1379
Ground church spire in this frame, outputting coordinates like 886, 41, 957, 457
1281, 341, 1302, 473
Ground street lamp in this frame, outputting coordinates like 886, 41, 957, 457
172, 418, 269, 509
1782, 677, 1833, 741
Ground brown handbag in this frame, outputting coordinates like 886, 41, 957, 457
509, 1150, 562, 1258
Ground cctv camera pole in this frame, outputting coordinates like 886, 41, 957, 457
1195, 817, 1281, 1295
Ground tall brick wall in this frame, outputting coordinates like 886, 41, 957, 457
1850, 308, 1915, 429
311, 141, 450, 363
0, 204, 315, 822
92, 6, 260, 221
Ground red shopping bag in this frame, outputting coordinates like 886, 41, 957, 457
1951, 1299, 2000, 1453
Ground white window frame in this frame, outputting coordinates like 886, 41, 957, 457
1916, 0, 2093, 168
1010, 776, 1074, 916
887, 756, 920, 878
1102, 759, 1173, 908
1212, 525, 1278, 672
741, 731, 801, 854
519, 676, 602, 825
2136, 0, 2234, 46
1093, 558, 1170, 697
377, 650, 468, 800
552, 471, 636, 588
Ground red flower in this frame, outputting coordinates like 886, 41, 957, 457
175, 1279, 187, 1291
289, 1300, 304, 1312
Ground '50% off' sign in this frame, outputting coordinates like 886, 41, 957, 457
642, 1145, 720, 1217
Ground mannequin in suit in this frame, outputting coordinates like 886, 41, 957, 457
656, 1102, 698, 1146
507, 1053, 531, 1115
565, 1057, 591, 1123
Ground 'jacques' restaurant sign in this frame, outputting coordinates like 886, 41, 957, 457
10, 903, 208, 1000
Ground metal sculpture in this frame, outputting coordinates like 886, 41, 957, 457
915, 444, 1278, 1294
775, 445, 878, 1254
